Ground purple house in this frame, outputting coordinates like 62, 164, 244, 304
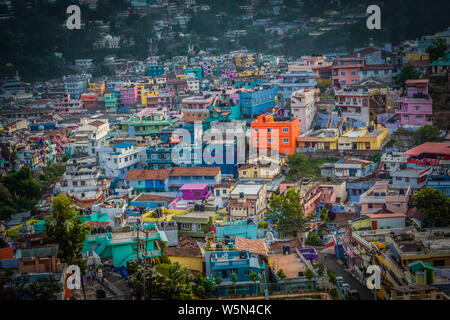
168, 183, 212, 209
120, 85, 138, 105
299, 248, 319, 264
379, 79, 432, 131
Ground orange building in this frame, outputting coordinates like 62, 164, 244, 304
251, 114, 300, 155
81, 92, 99, 112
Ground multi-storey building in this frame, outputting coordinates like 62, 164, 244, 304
290, 88, 320, 133
277, 71, 316, 107
63, 73, 91, 99
66, 119, 109, 157
81, 92, 99, 112
332, 55, 364, 89
120, 112, 176, 137
227, 183, 267, 221
359, 181, 412, 215
181, 93, 217, 123
119, 85, 138, 106
251, 114, 300, 155
104, 93, 118, 111
240, 86, 278, 118
54, 93, 83, 114
394, 79, 433, 129
334, 88, 370, 124
97, 142, 147, 180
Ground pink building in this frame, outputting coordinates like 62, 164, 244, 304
168, 183, 212, 210
181, 93, 217, 123
395, 79, 433, 128
332, 55, 364, 89
120, 85, 138, 105
53, 93, 83, 114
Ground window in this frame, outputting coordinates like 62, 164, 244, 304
351, 71, 356, 76
194, 191, 201, 196
341, 72, 346, 76
283, 138, 289, 143
267, 128, 273, 133
242, 171, 246, 176
268, 138, 273, 143
282, 127, 289, 133
216, 190, 220, 196
180, 223, 190, 230
222, 189, 227, 194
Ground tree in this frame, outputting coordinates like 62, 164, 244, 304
44, 194, 90, 268
215, 276, 223, 285
319, 208, 331, 223
412, 187, 450, 227
276, 269, 286, 280
304, 268, 314, 291
305, 232, 323, 246
154, 262, 194, 300
231, 272, 238, 295
413, 125, 443, 146
327, 270, 336, 285
0, 270, 60, 300
396, 64, 420, 89
1, 166, 41, 212
0, 185, 17, 222
426, 37, 448, 62
250, 271, 258, 283
267, 187, 310, 237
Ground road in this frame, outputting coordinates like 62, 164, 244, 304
319, 253, 375, 300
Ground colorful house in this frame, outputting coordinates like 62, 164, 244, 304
124, 169, 171, 194
213, 220, 258, 240
168, 183, 212, 210
166, 236, 204, 273
251, 114, 301, 155
82, 224, 167, 267
240, 87, 278, 118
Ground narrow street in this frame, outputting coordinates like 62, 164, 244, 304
318, 253, 375, 300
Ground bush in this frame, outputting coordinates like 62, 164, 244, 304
305, 232, 323, 246
258, 221, 268, 229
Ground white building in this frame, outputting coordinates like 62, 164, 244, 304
63, 73, 92, 99
66, 119, 109, 157
97, 141, 147, 180
290, 88, 320, 133
334, 88, 370, 124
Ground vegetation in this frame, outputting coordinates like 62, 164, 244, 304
44, 194, 90, 269
131, 262, 194, 300
412, 187, 450, 227
319, 208, 331, 223
258, 220, 269, 229
396, 64, 421, 89
276, 269, 286, 280
305, 232, 323, 246
267, 187, 310, 237
0, 269, 60, 300
413, 125, 444, 146
426, 37, 448, 62
327, 271, 337, 285
286, 153, 337, 181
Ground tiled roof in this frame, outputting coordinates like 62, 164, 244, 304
124, 169, 171, 181
89, 120, 106, 127
165, 236, 203, 257
404, 142, 450, 157
169, 166, 220, 177
234, 237, 267, 256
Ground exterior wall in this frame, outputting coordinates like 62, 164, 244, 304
240, 87, 278, 117
168, 256, 203, 273
290, 88, 318, 133
251, 115, 301, 155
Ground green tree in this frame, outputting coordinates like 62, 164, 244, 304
215, 276, 223, 285
250, 271, 258, 283
305, 232, 323, 246
0, 270, 60, 300
413, 125, 443, 146
412, 187, 450, 227
1, 166, 41, 212
319, 208, 331, 223
231, 272, 238, 295
304, 268, 314, 290
327, 270, 336, 285
154, 262, 194, 300
276, 269, 286, 280
0, 185, 17, 222
396, 64, 420, 89
44, 194, 90, 268
267, 187, 309, 237
426, 37, 448, 62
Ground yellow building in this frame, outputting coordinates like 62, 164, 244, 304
233, 54, 255, 67
88, 81, 105, 96
406, 52, 430, 63
166, 236, 204, 273
238, 163, 280, 181
235, 69, 263, 78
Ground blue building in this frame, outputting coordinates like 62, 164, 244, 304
147, 144, 175, 170
205, 250, 264, 296
240, 86, 278, 118
347, 181, 375, 203
214, 220, 258, 240
426, 174, 450, 197
147, 64, 165, 77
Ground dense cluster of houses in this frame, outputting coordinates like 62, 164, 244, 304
0, 21, 450, 300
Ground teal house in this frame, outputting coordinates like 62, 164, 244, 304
82, 224, 168, 267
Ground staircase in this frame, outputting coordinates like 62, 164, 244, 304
95, 239, 109, 257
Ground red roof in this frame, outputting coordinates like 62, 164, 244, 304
124, 169, 171, 181
404, 142, 450, 157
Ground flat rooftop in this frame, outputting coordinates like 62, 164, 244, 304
230, 184, 264, 195
269, 252, 307, 279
